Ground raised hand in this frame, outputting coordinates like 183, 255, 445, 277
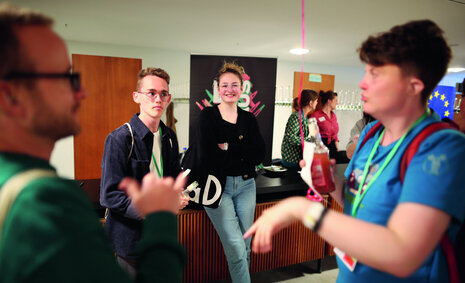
243, 196, 311, 253
119, 172, 187, 216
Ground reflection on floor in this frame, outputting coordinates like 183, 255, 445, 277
211, 256, 339, 283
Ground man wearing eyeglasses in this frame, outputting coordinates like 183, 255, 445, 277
100, 67, 189, 276
0, 3, 186, 282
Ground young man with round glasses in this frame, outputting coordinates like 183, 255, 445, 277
100, 67, 189, 276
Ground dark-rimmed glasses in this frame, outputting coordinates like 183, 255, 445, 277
137, 91, 171, 102
3, 73, 81, 92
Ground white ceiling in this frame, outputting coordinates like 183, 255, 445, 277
13, 0, 465, 69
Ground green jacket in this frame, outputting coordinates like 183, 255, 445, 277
281, 111, 314, 165
0, 152, 185, 282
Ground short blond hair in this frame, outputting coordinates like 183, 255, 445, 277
0, 3, 53, 77
136, 67, 170, 90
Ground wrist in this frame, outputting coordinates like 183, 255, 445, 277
302, 202, 328, 233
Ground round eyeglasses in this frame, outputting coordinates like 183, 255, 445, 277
137, 91, 171, 102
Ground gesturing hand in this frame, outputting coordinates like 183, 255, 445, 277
243, 197, 311, 253
119, 172, 187, 216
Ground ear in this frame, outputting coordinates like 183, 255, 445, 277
410, 77, 424, 97
0, 81, 25, 117
166, 95, 171, 104
132, 91, 140, 104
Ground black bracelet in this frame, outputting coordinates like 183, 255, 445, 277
313, 207, 329, 234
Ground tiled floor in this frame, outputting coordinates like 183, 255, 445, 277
212, 256, 339, 283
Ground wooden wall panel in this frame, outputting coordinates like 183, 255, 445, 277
72, 54, 142, 179
178, 209, 229, 283
325, 195, 344, 256
250, 202, 325, 272
293, 72, 335, 100
178, 201, 326, 283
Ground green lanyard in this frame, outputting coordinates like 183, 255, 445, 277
351, 109, 430, 217
151, 126, 163, 178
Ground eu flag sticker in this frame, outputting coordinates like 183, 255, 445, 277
428, 85, 456, 119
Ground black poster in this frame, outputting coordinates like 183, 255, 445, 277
189, 55, 276, 165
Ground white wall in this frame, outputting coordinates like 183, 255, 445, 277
439, 72, 465, 87
51, 40, 462, 177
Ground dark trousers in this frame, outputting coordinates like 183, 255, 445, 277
322, 138, 350, 164
322, 138, 338, 160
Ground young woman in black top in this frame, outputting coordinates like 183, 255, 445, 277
197, 62, 265, 283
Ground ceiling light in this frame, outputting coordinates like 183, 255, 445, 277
447, 67, 465, 73
289, 48, 309, 55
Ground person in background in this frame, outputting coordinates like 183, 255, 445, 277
0, 3, 186, 282
245, 19, 465, 283
346, 112, 375, 159
311, 90, 339, 159
166, 101, 178, 136
281, 89, 318, 167
197, 62, 265, 283
456, 77, 465, 133
100, 67, 189, 276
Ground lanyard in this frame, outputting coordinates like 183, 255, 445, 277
151, 126, 163, 178
351, 109, 429, 217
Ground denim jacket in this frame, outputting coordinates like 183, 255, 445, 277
100, 114, 181, 258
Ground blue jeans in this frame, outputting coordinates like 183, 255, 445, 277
204, 176, 256, 283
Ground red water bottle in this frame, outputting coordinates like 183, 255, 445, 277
308, 118, 335, 194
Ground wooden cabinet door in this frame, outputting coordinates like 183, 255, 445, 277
72, 54, 142, 179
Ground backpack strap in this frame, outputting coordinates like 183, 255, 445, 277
399, 122, 455, 183
398, 121, 459, 283
125, 122, 134, 163
441, 235, 461, 283
359, 121, 383, 148
0, 169, 56, 247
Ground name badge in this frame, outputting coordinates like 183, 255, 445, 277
318, 117, 326, 122
334, 247, 357, 272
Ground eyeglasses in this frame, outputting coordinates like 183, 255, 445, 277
137, 91, 171, 102
3, 72, 81, 92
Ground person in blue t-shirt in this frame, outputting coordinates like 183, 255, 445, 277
244, 20, 465, 283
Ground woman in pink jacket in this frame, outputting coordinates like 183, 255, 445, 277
311, 90, 339, 158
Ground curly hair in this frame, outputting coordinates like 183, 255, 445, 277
0, 3, 53, 77
358, 20, 451, 104
215, 61, 245, 85
136, 67, 170, 90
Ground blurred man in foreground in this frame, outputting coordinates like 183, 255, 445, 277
0, 3, 185, 282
